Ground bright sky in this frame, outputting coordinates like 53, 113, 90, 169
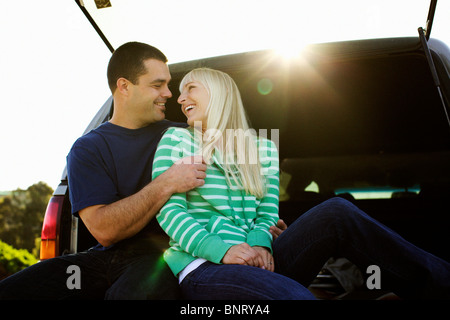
0, 0, 449, 191
0, 1, 111, 191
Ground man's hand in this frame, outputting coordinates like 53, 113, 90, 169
269, 219, 288, 241
162, 156, 207, 193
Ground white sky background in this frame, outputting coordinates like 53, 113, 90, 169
0, 0, 449, 191
0, 1, 112, 191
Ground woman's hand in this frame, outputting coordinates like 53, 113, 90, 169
253, 246, 275, 272
221, 244, 274, 272
221, 243, 264, 268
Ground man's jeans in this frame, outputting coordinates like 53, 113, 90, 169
0, 236, 180, 300
273, 197, 450, 299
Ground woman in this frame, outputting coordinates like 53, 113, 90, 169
152, 68, 314, 299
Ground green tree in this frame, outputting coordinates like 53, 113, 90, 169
0, 196, 21, 249
0, 182, 53, 255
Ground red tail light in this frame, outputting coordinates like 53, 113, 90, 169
40, 195, 64, 260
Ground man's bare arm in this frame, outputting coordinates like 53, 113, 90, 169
79, 157, 206, 247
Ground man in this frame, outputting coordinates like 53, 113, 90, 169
0, 42, 207, 299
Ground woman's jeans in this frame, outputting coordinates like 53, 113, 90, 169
273, 197, 450, 299
181, 197, 450, 299
180, 262, 316, 300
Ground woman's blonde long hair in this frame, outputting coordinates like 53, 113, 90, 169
180, 68, 266, 198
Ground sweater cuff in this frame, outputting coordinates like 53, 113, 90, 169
197, 234, 233, 264
246, 230, 273, 253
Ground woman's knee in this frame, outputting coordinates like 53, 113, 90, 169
281, 282, 316, 300
322, 196, 355, 210
313, 197, 362, 220
274, 196, 363, 247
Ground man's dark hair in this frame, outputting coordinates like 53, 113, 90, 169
107, 42, 168, 93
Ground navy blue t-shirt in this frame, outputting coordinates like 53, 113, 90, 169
67, 119, 187, 220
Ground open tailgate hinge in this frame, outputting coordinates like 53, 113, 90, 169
418, 0, 450, 129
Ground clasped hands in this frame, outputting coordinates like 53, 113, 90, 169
221, 219, 288, 272
222, 243, 275, 272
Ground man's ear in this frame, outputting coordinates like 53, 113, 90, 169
116, 78, 131, 96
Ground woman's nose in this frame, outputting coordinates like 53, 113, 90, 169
177, 92, 186, 104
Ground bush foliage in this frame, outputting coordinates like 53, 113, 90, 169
0, 240, 37, 280
0, 181, 53, 256
0, 182, 52, 279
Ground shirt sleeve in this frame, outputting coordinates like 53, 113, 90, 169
152, 127, 232, 263
246, 138, 280, 251
67, 135, 119, 216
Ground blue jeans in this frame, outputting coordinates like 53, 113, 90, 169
181, 197, 450, 299
180, 262, 315, 300
273, 197, 450, 299
2, 197, 449, 299
0, 236, 180, 300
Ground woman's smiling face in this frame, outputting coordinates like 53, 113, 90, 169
178, 80, 210, 128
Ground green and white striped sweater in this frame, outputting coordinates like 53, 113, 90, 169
152, 127, 279, 277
